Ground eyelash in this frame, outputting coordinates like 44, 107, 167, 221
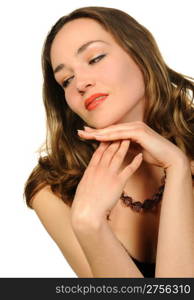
61, 54, 106, 88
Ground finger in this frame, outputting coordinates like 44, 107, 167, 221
78, 129, 133, 141
109, 140, 131, 171
83, 126, 96, 131
119, 153, 143, 182
83, 123, 137, 133
88, 142, 111, 168
99, 141, 121, 167
93, 130, 130, 141
77, 130, 97, 139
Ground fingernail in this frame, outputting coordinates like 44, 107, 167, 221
77, 129, 84, 134
77, 130, 93, 135
84, 126, 93, 131
137, 153, 143, 159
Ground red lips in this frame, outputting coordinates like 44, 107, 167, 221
84, 93, 109, 109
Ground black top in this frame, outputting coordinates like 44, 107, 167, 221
131, 256, 155, 278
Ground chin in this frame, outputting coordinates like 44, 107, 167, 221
87, 116, 126, 129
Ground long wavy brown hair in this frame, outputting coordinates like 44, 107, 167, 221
23, 6, 194, 209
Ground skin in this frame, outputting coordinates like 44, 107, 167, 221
51, 17, 156, 181
50, 18, 146, 129
47, 17, 194, 277
50, 17, 191, 213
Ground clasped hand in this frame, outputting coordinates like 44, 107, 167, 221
71, 121, 189, 225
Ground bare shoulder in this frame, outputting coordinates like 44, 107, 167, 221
31, 185, 93, 278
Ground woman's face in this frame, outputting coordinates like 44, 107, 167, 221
51, 18, 146, 128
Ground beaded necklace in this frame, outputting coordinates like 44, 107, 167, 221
120, 169, 167, 212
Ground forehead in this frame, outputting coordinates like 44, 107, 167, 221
50, 18, 115, 66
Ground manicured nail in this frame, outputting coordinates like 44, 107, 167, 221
77, 129, 84, 134
137, 153, 143, 159
77, 130, 93, 135
84, 126, 93, 131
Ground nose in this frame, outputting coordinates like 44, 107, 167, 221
76, 74, 95, 94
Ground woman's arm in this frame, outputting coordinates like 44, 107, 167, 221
31, 186, 94, 277
71, 216, 144, 278
70, 140, 145, 277
155, 158, 194, 277
78, 122, 194, 277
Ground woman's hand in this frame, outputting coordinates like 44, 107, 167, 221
78, 121, 189, 170
71, 140, 143, 227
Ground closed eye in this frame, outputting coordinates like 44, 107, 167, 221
61, 54, 106, 88
89, 54, 106, 65
62, 76, 74, 88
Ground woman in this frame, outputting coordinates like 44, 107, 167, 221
23, 6, 194, 278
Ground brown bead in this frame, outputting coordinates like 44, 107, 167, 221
142, 199, 154, 209
122, 196, 132, 207
153, 196, 161, 203
132, 201, 142, 212
120, 192, 127, 199
155, 192, 161, 198
159, 185, 164, 191
120, 171, 165, 212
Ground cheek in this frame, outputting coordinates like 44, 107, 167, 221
119, 62, 145, 97
65, 89, 78, 111
100, 58, 145, 96
65, 90, 86, 120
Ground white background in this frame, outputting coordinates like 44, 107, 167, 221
0, 0, 193, 277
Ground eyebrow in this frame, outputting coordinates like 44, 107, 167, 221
53, 40, 109, 74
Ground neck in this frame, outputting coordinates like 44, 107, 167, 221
121, 141, 150, 177
121, 144, 165, 202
